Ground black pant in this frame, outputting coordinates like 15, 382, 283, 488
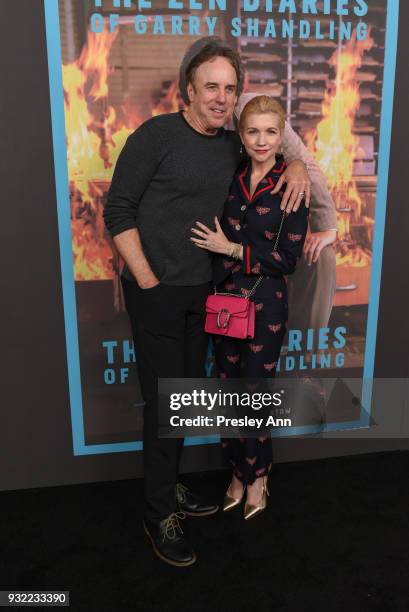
122, 278, 210, 522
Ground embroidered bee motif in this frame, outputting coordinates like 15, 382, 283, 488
240, 288, 252, 297
251, 262, 261, 274
256, 206, 270, 215
264, 230, 277, 240
263, 362, 277, 371
288, 233, 303, 242
255, 302, 264, 312
268, 323, 282, 333
227, 354, 240, 364
276, 291, 283, 299
228, 217, 240, 226
249, 344, 264, 353
272, 252, 282, 261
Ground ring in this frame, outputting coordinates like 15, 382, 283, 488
299, 191, 305, 196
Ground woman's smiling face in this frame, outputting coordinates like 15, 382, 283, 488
240, 112, 282, 165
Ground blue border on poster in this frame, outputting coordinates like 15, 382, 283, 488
44, 0, 399, 456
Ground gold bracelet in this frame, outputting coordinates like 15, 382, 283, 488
230, 243, 241, 260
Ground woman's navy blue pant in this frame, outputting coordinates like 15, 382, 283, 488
214, 273, 288, 485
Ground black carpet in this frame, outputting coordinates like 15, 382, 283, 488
2, 451, 409, 612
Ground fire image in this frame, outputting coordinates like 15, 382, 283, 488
305, 30, 374, 271
62, 27, 181, 282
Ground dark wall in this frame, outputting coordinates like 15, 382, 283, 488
1, 1, 408, 492
374, 5, 409, 379
373, 1, 409, 449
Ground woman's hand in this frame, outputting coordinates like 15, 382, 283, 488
190, 217, 232, 255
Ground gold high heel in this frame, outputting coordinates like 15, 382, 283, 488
223, 482, 246, 512
244, 476, 270, 520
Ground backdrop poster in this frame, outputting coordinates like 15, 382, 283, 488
44, 0, 399, 455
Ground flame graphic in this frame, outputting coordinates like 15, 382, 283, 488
62, 25, 184, 280
62, 27, 143, 280
305, 29, 374, 268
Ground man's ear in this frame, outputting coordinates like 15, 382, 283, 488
187, 82, 195, 103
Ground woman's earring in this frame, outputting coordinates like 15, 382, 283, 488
240, 143, 244, 154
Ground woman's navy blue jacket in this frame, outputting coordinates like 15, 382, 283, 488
212, 155, 309, 287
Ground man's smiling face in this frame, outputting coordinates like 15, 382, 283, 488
186, 56, 238, 132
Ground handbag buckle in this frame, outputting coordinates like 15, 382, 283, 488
217, 308, 230, 329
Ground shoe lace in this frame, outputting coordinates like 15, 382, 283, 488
162, 511, 186, 542
175, 482, 189, 505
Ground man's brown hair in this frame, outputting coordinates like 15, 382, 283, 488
179, 37, 244, 105
186, 44, 241, 92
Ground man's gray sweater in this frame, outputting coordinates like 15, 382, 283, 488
104, 111, 241, 285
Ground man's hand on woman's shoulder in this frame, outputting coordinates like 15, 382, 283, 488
271, 160, 311, 213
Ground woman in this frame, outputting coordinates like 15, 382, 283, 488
191, 96, 308, 519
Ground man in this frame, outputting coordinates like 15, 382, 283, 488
104, 38, 314, 567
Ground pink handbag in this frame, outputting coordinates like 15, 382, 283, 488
205, 290, 258, 339
205, 212, 286, 340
